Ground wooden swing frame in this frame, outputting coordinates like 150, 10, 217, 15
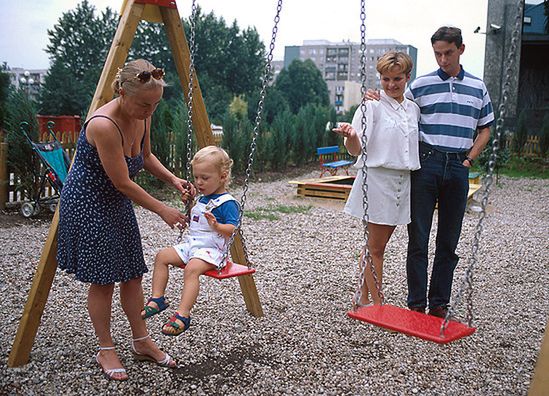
8, 0, 263, 368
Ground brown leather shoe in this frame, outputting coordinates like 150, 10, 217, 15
409, 306, 426, 314
428, 306, 448, 318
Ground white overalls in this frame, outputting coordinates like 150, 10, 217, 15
174, 193, 237, 267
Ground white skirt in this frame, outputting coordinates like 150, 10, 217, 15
344, 167, 411, 226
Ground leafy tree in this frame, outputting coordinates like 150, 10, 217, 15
190, 9, 265, 121
40, 0, 118, 115
275, 59, 330, 114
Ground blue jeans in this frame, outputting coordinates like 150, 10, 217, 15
406, 143, 469, 309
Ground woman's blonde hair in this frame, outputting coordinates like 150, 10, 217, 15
191, 146, 234, 188
111, 59, 167, 96
376, 51, 414, 76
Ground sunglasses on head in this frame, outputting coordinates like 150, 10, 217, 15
134, 68, 165, 83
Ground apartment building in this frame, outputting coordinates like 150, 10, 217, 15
284, 39, 417, 113
7, 67, 48, 101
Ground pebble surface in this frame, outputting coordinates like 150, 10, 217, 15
0, 171, 547, 395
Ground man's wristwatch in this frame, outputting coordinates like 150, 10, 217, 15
465, 156, 474, 166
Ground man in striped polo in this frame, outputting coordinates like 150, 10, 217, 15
405, 26, 494, 317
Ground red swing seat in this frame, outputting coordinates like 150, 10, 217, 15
347, 304, 476, 344
203, 260, 256, 280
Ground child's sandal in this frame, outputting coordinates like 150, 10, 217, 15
141, 296, 169, 319
161, 312, 191, 336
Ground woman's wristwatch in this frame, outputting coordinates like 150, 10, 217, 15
465, 156, 474, 166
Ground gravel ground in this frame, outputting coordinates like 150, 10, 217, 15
0, 170, 548, 395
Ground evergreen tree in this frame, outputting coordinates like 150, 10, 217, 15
0, 67, 10, 129
5, 90, 40, 197
39, 60, 89, 115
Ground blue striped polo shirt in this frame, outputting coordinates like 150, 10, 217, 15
405, 66, 494, 152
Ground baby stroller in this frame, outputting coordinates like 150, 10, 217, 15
19, 121, 70, 218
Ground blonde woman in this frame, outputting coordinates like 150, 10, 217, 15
57, 59, 193, 380
333, 51, 420, 306
142, 146, 239, 337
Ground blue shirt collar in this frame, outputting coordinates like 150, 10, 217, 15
437, 65, 465, 80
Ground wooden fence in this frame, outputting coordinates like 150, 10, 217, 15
504, 134, 543, 156
0, 128, 221, 210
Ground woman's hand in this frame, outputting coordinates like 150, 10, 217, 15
332, 122, 357, 139
159, 204, 188, 229
172, 177, 196, 197
364, 88, 380, 101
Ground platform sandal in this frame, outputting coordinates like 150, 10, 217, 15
131, 335, 177, 368
95, 346, 128, 381
161, 312, 191, 336
141, 296, 169, 319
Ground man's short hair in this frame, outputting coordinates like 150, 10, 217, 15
431, 26, 463, 48
376, 51, 414, 75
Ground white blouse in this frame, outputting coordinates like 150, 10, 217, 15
350, 91, 421, 171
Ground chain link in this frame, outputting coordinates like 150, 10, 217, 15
353, 0, 384, 309
218, 0, 283, 270
178, 0, 199, 244
441, 0, 523, 336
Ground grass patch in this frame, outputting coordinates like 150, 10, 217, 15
245, 204, 312, 221
496, 156, 548, 179
473, 155, 548, 179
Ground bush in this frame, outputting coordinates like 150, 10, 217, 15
268, 110, 294, 171
513, 109, 528, 155
540, 113, 549, 158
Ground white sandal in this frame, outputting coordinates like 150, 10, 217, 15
131, 335, 176, 368
96, 346, 128, 381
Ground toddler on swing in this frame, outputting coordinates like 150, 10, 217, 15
141, 146, 239, 336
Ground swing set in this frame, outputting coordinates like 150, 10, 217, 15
7, 2, 549, 393
8, 0, 282, 367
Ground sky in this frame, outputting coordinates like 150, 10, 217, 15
0, 1, 541, 78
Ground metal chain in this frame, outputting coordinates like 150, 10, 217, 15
217, 0, 284, 270
179, 0, 198, 244
440, 0, 523, 336
352, 0, 383, 309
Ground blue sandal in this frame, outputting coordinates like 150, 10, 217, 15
141, 296, 169, 319
161, 312, 191, 336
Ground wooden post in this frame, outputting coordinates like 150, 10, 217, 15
528, 319, 549, 396
231, 234, 264, 317
0, 137, 8, 210
7, 211, 60, 367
